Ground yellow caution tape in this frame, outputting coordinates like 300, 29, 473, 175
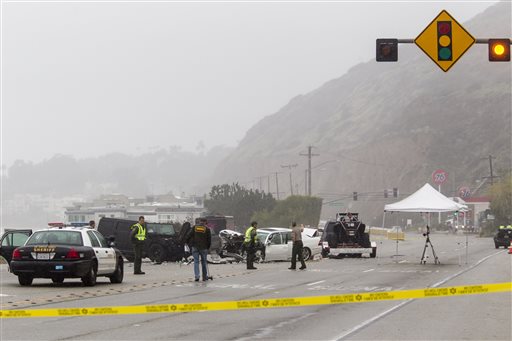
1, 282, 510, 319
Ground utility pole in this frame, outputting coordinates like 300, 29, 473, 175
305, 169, 308, 195
274, 172, 281, 200
267, 175, 271, 194
281, 164, 298, 196
300, 146, 319, 196
482, 155, 499, 185
255, 176, 266, 192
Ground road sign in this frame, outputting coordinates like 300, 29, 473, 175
415, 10, 475, 72
458, 186, 471, 198
432, 169, 448, 185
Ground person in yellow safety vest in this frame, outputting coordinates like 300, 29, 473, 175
507, 225, 512, 229
130, 216, 147, 275
244, 221, 258, 270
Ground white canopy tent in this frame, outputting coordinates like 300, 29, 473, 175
384, 183, 467, 213
382, 183, 468, 264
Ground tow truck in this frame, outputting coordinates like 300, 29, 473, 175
320, 213, 377, 258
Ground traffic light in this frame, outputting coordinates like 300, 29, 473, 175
393, 188, 398, 198
488, 39, 510, 62
353, 192, 358, 201
384, 189, 388, 198
376, 39, 398, 62
437, 21, 452, 61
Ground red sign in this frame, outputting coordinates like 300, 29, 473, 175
432, 169, 448, 185
458, 186, 471, 198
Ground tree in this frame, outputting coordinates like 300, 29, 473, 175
489, 172, 512, 226
204, 183, 276, 227
252, 195, 323, 227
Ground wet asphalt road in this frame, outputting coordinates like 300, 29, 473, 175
1, 233, 510, 341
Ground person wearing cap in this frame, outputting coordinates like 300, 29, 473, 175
87, 220, 96, 229
244, 221, 259, 270
186, 218, 211, 281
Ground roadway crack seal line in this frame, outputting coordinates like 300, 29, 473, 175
0, 281, 510, 319
1, 270, 253, 309
333, 249, 508, 340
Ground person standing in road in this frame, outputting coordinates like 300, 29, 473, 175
179, 221, 193, 262
244, 221, 259, 270
130, 216, 147, 275
87, 220, 96, 229
289, 222, 306, 270
186, 218, 211, 281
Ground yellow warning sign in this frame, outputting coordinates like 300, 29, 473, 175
415, 10, 475, 72
0, 282, 510, 319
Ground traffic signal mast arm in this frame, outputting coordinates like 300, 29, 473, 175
391, 38, 509, 44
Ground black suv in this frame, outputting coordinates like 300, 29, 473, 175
97, 217, 184, 263
494, 227, 512, 248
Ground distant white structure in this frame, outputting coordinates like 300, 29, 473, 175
64, 194, 205, 225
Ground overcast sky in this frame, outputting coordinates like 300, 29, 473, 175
1, 0, 499, 168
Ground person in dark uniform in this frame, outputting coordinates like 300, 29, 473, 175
186, 218, 211, 281
130, 216, 147, 275
179, 221, 193, 262
289, 222, 306, 270
244, 221, 258, 270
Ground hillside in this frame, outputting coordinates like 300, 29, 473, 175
211, 2, 512, 225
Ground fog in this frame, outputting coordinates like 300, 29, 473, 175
1, 0, 498, 167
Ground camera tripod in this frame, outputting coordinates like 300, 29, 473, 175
420, 226, 440, 264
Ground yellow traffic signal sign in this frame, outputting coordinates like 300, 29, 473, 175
489, 39, 510, 61
415, 10, 475, 72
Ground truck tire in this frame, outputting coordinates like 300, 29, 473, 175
370, 246, 377, 258
362, 233, 371, 248
149, 244, 166, 264
18, 274, 33, 286
51, 276, 64, 284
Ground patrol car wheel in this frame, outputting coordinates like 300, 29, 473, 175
109, 257, 124, 284
302, 247, 312, 261
82, 262, 97, 286
149, 244, 166, 264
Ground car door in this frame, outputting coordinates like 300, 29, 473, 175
283, 231, 293, 260
265, 232, 289, 261
93, 231, 116, 273
87, 231, 116, 274
0, 230, 32, 266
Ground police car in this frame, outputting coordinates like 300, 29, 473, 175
9, 227, 124, 286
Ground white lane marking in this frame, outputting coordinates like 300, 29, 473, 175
307, 280, 326, 286
363, 269, 375, 273
236, 312, 316, 341
0, 294, 12, 297
333, 250, 505, 341
398, 260, 407, 264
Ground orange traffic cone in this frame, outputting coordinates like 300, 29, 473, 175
508, 245, 512, 254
